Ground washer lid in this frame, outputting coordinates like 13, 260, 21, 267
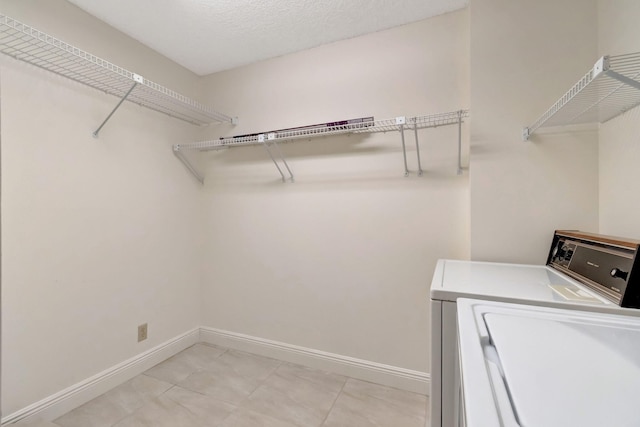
458, 299, 640, 427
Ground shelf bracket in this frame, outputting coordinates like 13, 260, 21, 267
413, 122, 423, 176
457, 110, 463, 175
173, 145, 204, 184
397, 117, 409, 177
261, 134, 294, 183
604, 69, 640, 91
93, 74, 143, 138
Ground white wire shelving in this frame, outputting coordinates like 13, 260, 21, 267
174, 110, 469, 183
0, 15, 235, 136
523, 52, 640, 140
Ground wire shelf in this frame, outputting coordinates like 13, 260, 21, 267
524, 52, 640, 140
411, 110, 470, 129
0, 15, 233, 125
357, 111, 469, 133
176, 110, 469, 151
173, 110, 469, 182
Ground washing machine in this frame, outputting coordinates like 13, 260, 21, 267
430, 230, 640, 427
457, 298, 640, 427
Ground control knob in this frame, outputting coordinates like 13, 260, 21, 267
610, 268, 629, 281
552, 242, 565, 260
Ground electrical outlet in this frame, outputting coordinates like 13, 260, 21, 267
138, 323, 148, 342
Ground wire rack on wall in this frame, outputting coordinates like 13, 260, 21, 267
173, 110, 469, 184
523, 52, 640, 140
0, 15, 235, 136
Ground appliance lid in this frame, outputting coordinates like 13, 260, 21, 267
431, 259, 612, 306
458, 299, 640, 427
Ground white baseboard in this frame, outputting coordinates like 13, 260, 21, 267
200, 327, 429, 395
4, 326, 429, 425
2, 328, 200, 425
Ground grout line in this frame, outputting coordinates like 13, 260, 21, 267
49, 342, 429, 427
319, 377, 349, 426
224, 357, 285, 425
163, 384, 179, 395
204, 348, 285, 426
218, 410, 235, 426
112, 378, 180, 426
242, 358, 283, 403
51, 344, 234, 427
199, 341, 229, 358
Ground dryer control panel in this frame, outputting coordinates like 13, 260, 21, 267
548, 230, 640, 308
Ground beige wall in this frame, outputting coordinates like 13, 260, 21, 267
1, 0, 204, 416
8, 0, 624, 417
598, 0, 640, 239
2, 1, 470, 416
469, 0, 600, 263
198, 10, 470, 374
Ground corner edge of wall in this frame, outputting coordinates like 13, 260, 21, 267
2, 328, 200, 425
200, 326, 430, 395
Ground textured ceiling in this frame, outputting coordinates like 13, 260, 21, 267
66, 0, 468, 76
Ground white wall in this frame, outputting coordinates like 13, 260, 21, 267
4, 0, 628, 417
469, 0, 600, 263
198, 10, 470, 375
1, 0, 204, 416
598, 0, 640, 239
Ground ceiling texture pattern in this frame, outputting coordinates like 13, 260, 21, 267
66, 0, 468, 76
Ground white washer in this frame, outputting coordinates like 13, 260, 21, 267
429, 259, 623, 427
457, 298, 640, 427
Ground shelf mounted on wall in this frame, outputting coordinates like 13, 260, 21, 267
173, 110, 469, 183
359, 111, 469, 176
523, 52, 640, 141
0, 15, 237, 137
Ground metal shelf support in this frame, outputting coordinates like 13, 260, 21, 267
260, 134, 294, 183
457, 110, 463, 175
604, 69, 640, 91
397, 117, 409, 177
93, 77, 140, 138
173, 145, 205, 184
413, 124, 423, 176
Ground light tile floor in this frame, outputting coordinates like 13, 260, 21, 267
16, 343, 429, 427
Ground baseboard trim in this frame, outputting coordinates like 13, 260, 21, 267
200, 327, 430, 395
4, 326, 429, 424
2, 328, 200, 425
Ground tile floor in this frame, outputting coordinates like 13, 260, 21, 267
16, 343, 429, 427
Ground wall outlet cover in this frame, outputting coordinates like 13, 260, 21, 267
138, 323, 148, 342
